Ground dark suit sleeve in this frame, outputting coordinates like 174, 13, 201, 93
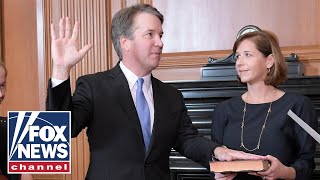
173, 91, 220, 170
46, 78, 93, 137
46, 79, 72, 111
290, 96, 317, 179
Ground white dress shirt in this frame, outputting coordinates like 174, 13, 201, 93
119, 62, 154, 132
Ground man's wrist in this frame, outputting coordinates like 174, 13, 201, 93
283, 166, 296, 179
52, 65, 70, 80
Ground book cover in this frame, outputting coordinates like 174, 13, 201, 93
210, 160, 270, 173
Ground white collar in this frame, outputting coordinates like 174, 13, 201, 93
119, 61, 152, 91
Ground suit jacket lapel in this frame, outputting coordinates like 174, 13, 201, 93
109, 64, 145, 150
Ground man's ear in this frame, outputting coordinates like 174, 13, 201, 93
266, 54, 275, 69
120, 36, 130, 52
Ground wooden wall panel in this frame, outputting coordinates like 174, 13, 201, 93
46, 0, 112, 92
153, 45, 320, 81
154, 0, 320, 53
0, 0, 39, 116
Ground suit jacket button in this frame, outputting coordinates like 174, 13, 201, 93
144, 163, 148, 167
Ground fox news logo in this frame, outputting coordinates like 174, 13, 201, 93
8, 111, 71, 174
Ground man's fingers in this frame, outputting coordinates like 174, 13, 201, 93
79, 44, 93, 57
65, 17, 72, 38
71, 21, 80, 42
51, 23, 57, 40
232, 151, 265, 160
218, 150, 265, 161
59, 18, 65, 38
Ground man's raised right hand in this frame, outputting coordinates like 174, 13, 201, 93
50, 17, 93, 80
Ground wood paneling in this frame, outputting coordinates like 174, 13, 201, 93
46, 0, 112, 92
154, 0, 320, 53
154, 45, 320, 81
0, 0, 39, 116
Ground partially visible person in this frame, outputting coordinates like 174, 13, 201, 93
211, 30, 317, 180
46, 3, 265, 180
0, 61, 33, 180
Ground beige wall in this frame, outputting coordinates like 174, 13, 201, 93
155, 0, 320, 53
1, 0, 320, 179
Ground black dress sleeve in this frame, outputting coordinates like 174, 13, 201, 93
211, 102, 227, 145
290, 96, 317, 179
0, 117, 21, 180
0, 117, 7, 177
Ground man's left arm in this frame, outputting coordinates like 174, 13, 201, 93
173, 92, 265, 169
173, 92, 219, 169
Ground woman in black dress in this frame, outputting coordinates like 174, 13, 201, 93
0, 61, 33, 180
211, 30, 317, 180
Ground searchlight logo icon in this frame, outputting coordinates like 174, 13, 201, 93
8, 111, 71, 174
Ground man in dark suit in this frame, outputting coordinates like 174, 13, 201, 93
46, 4, 263, 180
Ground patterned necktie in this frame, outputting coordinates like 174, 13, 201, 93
136, 78, 151, 150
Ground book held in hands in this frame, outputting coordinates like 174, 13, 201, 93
210, 160, 270, 173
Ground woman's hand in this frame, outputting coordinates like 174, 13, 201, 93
214, 172, 237, 180
249, 155, 296, 180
